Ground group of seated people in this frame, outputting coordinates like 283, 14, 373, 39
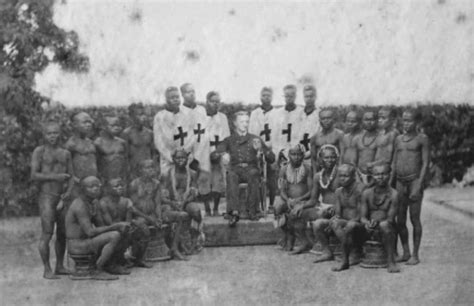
32, 82, 430, 280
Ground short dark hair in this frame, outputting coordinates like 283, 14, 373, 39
283, 84, 296, 91
403, 107, 421, 122
180, 83, 192, 94
303, 84, 316, 95
128, 102, 145, 116
206, 91, 219, 101
261, 87, 273, 94
165, 86, 179, 98
233, 110, 249, 121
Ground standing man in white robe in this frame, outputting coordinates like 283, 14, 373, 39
249, 87, 279, 213
273, 84, 304, 164
299, 85, 320, 161
192, 91, 230, 216
154, 87, 195, 175
180, 83, 207, 128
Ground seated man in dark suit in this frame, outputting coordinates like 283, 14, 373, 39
212, 111, 275, 226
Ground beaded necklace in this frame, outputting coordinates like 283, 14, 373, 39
319, 166, 337, 190
286, 163, 307, 184
362, 131, 377, 147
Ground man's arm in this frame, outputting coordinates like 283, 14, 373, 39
387, 190, 398, 224
75, 204, 124, 237
360, 189, 370, 227
419, 134, 431, 184
333, 189, 342, 218
308, 173, 321, 207
310, 137, 318, 174
278, 166, 289, 203
300, 167, 315, 208
389, 137, 399, 186
62, 151, 75, 200
98, 199, 113, 226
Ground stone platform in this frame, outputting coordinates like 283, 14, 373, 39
203, 214, 281, 247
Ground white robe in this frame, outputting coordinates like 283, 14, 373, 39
153, 108, 195, 174
272, 106, 304, 159
297, 108, 320, 152
249, 106, 279, 149
192, 111, 230, 194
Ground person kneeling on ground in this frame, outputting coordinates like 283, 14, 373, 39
129, 159, 188, 261
360, 163, 400, 273
161, 149, 204, 255
65, 176, 130, 280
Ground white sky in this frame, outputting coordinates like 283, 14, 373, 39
34, 0, 474, 107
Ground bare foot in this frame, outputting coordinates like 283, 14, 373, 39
387, 263, 401, 273
406, 257, 420, 265
289, 244, 310, 255
43, 270, 61, 280
396, 254, 410, 263
332, 262, 349, 272
171, 250, 189, 261
54, 266, 71, 275
313, 253, 334, 263
134, 260, 153, 269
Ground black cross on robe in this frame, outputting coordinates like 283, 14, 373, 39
173, 126, 188, 146
282, 123, 292, 142
260, 123, 271, 142
300, 133, 311, 151
210, 135, 220, 148
194, 123, 205, 143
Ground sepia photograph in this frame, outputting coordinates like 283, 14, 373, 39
0, 0, 473, 305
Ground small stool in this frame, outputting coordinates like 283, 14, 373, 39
69, 253, 95, 280
360, 240, 387, 268
311, 233, 341, 257
145, 225, 171, 262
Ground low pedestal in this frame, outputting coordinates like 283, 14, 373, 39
69, 253, 95, 280
203, 215, 280, 247
145, 226, 171, 262
360, 240, 387, 268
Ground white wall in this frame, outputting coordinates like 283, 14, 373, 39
34, 0, 473, 107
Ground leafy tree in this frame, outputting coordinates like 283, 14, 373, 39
0, 0, 89, 216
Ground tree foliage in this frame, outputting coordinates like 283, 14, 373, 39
0, 0, 89, 216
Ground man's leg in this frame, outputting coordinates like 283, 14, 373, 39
289, 207, 319, 255
266, 164, 277, 213
274, 198, 293, 251
185, 202, 204, 253
380, 221, 400, 273
246, 167, 262, 219
226, 168, 240, 217
38, 195, 59, 279
331, 220, 362, 271
89, 231, 122, 280
163, 207, 189, 260
396, 180, 411, 262
212, 192, 221, 216
312, 219, 333, 262
55, 205, 70, 275
130, 219, 152, 268
407, 181, 423, 265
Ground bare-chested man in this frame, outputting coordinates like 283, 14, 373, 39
274, 144, 312, 253
290, 145, 340, 255
374, 107, 399, 167
65, 112, 98, 199
309, 109, 344, 173
361, 163, 400, 273
31, 121, 74, 279
99, 178, 151, 270
354, 109, 378, 185
392, 109, 430, 265
129, 159, 189, 261
94, 115, 128, 182
121, 103, 155, 178
162, 149, 204, 255
66, 176, 130, 280
313, 164, 364, 270
340, 110, 362, 166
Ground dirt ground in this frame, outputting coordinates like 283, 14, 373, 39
1, 187, 473, 306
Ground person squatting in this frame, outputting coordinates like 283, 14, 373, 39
33, 83, 430, 280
